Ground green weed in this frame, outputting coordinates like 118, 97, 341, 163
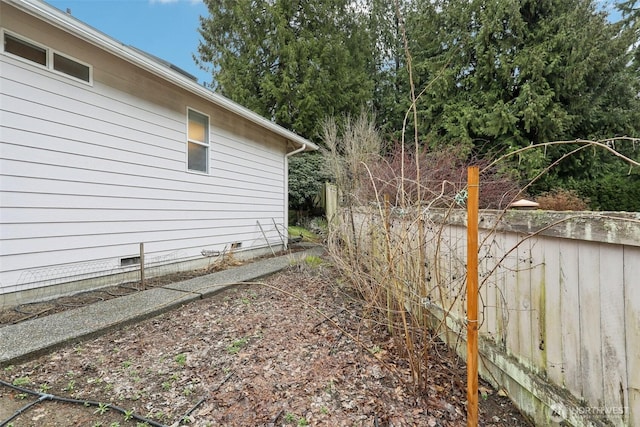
226, 337, 248, 354
303, 255, 323, 268
63, 380, 76, 392
94, 403, 110, 415
174, 353, 187, 367
12, 377, 30, 386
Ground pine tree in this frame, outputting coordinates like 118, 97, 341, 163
196, 0, 374, 140
618, 0, 640, 72
402, 1, 638, 174
407, 0, 639, 150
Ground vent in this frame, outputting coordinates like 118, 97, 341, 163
120, 256, 141, 266
230, 242, 242, 250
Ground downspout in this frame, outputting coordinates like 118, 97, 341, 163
286, 143, 307, 158
284, 143, 307, 250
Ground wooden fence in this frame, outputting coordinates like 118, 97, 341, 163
349, 208, 640, 426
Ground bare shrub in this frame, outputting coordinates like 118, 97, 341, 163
322, 111, 382, 198
362, 142, 522, 210
535, 188, 590, 211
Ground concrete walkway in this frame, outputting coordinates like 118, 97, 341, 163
0, 245, 325, 365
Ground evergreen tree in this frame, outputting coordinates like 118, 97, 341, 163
401, 0, 640, 201
367, 0, 409, 139
196, 0, 374, 140
288, 152, 331, 214
618, 0, 640, 72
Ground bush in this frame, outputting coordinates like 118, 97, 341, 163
571, 175, 640, 212
535, 189, 590, 211
288, 152, 332, 214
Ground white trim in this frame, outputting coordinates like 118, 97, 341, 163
3, 0, 318, 152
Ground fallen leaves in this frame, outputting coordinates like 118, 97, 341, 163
0, 264, 529, 426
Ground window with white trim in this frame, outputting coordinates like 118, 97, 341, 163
187, 108, 209, 173
1, 30, 92, 84
53, 52, 90, 82
4, 32, 46, 65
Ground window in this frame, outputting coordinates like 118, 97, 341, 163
187, 109, 209, 173
53, 52, 90, 82
2, 30, 92, 83
4, 32, 47, 65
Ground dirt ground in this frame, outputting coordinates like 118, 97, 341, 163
0, 256, 532, 427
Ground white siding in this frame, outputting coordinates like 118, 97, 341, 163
0, 10, 289, 294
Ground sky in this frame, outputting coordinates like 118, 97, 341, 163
47, 0, 211, 85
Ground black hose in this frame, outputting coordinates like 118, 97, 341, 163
177, 396, 206, 423
1, 394, 52, 427
0, 379, 167, 427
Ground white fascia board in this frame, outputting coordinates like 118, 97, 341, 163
5, 0, 318, 153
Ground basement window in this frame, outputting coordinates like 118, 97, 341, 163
2, 30, 92, 84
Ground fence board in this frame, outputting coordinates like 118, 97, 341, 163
559, 239, 582, 398
599, 243, 628, 427
494, 231, 509, 349
504, 232, 521, 358
624, 245, 640, 427
454, 225, 467, 323
479, 231, 497, 339
543, 237, 564, 384
578, 241, 604, 405
515, 237, 533, 364
529, 236, 545, 372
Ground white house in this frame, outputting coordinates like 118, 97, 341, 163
0, 0, 318, 305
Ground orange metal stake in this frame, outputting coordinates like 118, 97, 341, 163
466, 166, 479, 427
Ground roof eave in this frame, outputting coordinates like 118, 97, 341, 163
5, 0, 318, 152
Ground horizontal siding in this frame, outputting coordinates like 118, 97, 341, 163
0, 192, 283, 216
0, 157, 284, 196
0, 172, 283, 204
1, 218, 282, 240
0, 36, 289, 294
1, 76, 184, 145
0, 208, 284, 224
